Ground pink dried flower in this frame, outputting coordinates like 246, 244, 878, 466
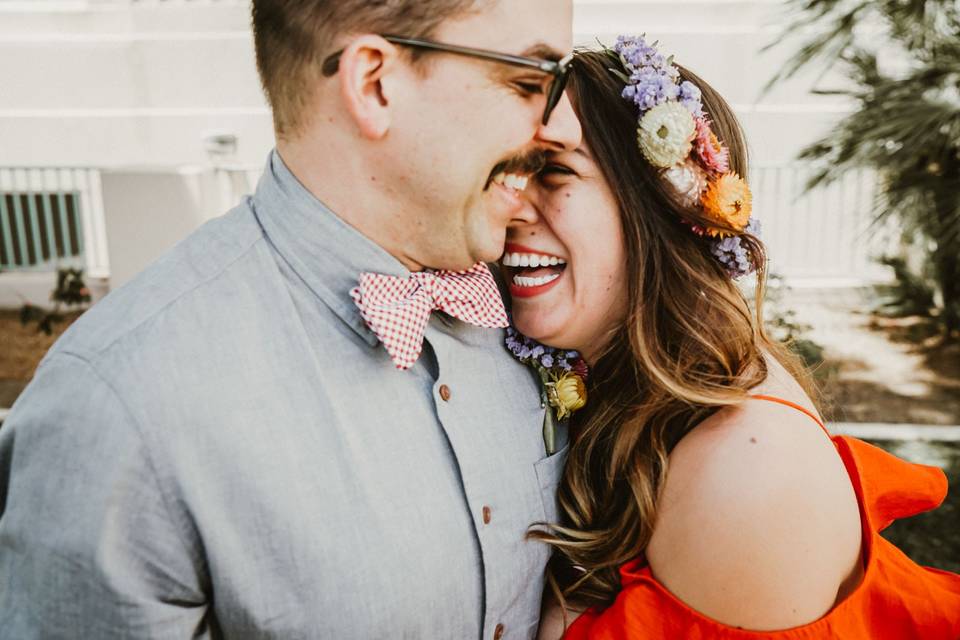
694, 118, 730, 174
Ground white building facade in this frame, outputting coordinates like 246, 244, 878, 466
0, 0, 893, 303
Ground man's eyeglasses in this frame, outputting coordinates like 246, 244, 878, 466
321, 35, 573, 126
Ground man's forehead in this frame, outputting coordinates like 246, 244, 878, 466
435, 0, 573, 58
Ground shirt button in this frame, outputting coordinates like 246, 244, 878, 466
439, 384, 451, 402
482, 505, 492, 524
493, 623, 505, 639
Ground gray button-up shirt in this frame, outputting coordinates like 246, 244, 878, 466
0, 151, 568, 639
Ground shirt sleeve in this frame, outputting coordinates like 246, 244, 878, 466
0, 351, 212, 639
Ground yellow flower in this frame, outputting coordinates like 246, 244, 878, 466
700, 172, 752, 237
547, 373, 587, 420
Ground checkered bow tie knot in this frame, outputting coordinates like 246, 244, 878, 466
351, 262, 509, 370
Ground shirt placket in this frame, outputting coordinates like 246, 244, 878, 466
425, 322, 533, 640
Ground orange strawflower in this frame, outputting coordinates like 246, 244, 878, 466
700, 173, 752, 237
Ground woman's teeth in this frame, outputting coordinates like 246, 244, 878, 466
513, 273, 561, 288
501, 252, 566, 268
492, 172, 530, 192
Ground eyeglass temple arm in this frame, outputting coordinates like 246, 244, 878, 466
321, 35, 565, 77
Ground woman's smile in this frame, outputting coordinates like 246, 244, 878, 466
502, 243, 568, 298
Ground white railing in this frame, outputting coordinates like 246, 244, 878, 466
752, 165, 897, 285
212, 165, 260, 218
0, 167, 110, 279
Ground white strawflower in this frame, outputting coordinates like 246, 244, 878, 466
637, 101, 696, 168
663, 159, 709, 207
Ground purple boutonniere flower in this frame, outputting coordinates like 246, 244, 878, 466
506, 326, 588, 454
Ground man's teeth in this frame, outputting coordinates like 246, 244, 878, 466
492, 172, 530, 192
501, 252, 566, 268
513, 272, 561, 288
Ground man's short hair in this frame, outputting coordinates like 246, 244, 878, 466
252, 0, 487, 139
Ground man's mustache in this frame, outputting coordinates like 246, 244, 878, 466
490, 149, 548, 181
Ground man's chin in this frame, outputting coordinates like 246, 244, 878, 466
427, 253, 488, 273
472, 240, 509, 268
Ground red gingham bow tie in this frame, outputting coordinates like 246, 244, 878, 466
351, 262, 509, 370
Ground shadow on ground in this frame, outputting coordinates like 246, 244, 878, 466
820, 372, 960, 425
796, 298, 960, 425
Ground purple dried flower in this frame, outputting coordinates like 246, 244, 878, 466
710, 218, 762, 279
615, 35, 669, 75
505, 324, 585, 376
611, 34, 705, 120
626, 70, 680, 112
679, 81, 704, 117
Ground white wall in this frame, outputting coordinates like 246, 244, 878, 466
99, 167, 223, 286
0, 0, 852, 168
0, 0, 271, 167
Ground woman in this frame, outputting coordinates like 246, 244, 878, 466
501, 37, 960, 638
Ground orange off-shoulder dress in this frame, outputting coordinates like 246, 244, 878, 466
565, 396, 960, 639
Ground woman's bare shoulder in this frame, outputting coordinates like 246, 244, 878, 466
645, 359, 863, 631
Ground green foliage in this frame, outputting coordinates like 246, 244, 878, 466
20, 268, 91, 335
768, 0, 960, 338
873, 254, 936, 317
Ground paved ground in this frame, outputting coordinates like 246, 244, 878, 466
790, 287, 960, 425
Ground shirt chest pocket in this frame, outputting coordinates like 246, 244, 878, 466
533, 444, 570, 525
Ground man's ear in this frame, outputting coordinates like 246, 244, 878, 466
337, 35, 400, 140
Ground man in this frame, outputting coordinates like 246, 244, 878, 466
0, 0, 581, 638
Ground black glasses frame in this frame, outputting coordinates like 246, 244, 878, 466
321, 35, 573, 125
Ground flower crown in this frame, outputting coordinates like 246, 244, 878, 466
606, 35, 759, 278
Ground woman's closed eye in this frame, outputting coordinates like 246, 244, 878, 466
537, 163, 579, 187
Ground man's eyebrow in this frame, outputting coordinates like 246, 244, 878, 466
519, 42, 566, 62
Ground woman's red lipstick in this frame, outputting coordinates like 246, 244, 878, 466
503, 243, 566, 299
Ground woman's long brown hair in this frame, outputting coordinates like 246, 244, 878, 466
529, 48, 815, 619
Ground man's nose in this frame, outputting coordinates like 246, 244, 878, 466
535, 92, 582, 152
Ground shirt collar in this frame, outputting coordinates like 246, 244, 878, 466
252, 149, 410, 346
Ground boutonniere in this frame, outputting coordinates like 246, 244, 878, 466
506, 326, 589, 455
